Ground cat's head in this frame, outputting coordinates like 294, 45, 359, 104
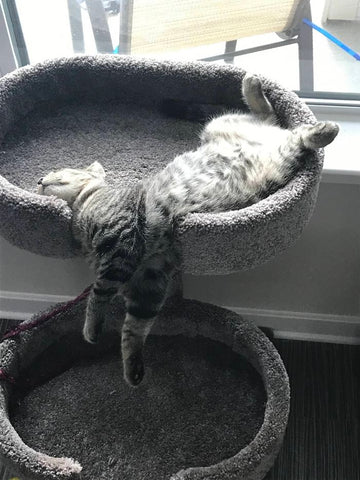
37, 161, 106, 205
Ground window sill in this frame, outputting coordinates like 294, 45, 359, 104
309, 104, 360, 185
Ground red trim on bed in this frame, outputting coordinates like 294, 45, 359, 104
0, 369, 16, 384
2, 285, 91, 341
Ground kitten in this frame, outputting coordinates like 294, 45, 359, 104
37, 74, 338, 386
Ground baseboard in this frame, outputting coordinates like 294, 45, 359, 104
1, 290, 359, 344
0, 290, 74, 321
225, 306, 360, 345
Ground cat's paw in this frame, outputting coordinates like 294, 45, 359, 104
242, 74, 264, 101
243, 73, 262, 92
82, 322, 102, 344
123, 352, 145, 387
242, 73, 273, 117
301, 121, 339, 149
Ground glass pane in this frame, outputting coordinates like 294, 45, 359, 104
308, 0, 359, 98
3, 0, 360, 100
13, 0, 119, 61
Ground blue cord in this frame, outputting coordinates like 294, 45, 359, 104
112, 19, 359, 60
303, 18, 360, 61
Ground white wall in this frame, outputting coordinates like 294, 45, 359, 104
0, 240, 93, 297
185, 182, 360, 317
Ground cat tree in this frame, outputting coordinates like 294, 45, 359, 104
0, 56, 322, 479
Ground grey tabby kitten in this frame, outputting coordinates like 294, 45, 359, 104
37, 74, 338, 386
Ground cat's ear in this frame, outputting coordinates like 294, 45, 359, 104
86, 161, 106, 178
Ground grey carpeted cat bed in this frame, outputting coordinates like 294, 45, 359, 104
0, 55, 322, 274
0, 55, 321, 479
0, 290, 289, 480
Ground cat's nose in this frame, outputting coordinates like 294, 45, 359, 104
37, 178, 43, 185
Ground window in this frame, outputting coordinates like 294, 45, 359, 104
1, 0, 359, 102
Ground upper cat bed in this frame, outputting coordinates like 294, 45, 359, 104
0, 293, 289, 480
0, 55, 321, 274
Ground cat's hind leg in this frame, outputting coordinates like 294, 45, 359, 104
121, 256, 174, 386
120, 313, 154, 386
242, 74, 276, 122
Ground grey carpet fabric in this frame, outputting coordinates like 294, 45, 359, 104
11, 338, 265, 480
0, 294, 290, 480
0, 55, 322, 274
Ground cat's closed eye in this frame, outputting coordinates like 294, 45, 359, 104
44, 180, 69, 186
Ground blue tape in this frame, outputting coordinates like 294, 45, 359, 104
303, 18, 360, 61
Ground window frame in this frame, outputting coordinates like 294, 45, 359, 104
0, 2, 17, 76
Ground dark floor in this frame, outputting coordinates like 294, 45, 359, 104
1, 319, 359, 480
266, 339, 360, 480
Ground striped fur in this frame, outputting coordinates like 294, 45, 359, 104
38, 75, 338, 386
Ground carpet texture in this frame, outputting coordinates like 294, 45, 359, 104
0, 294, 290, 480
3, 333, 359, 480
0, 55, 322, 274
11, 336, 265, 480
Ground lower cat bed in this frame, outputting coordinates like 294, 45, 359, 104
0, 291, 289, 480
0, 55, 321, 274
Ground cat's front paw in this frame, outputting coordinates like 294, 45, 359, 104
243, 73, 261, 90
123, 352, 145, 387
301, 121, 339, 149
82, 321, 102, 344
